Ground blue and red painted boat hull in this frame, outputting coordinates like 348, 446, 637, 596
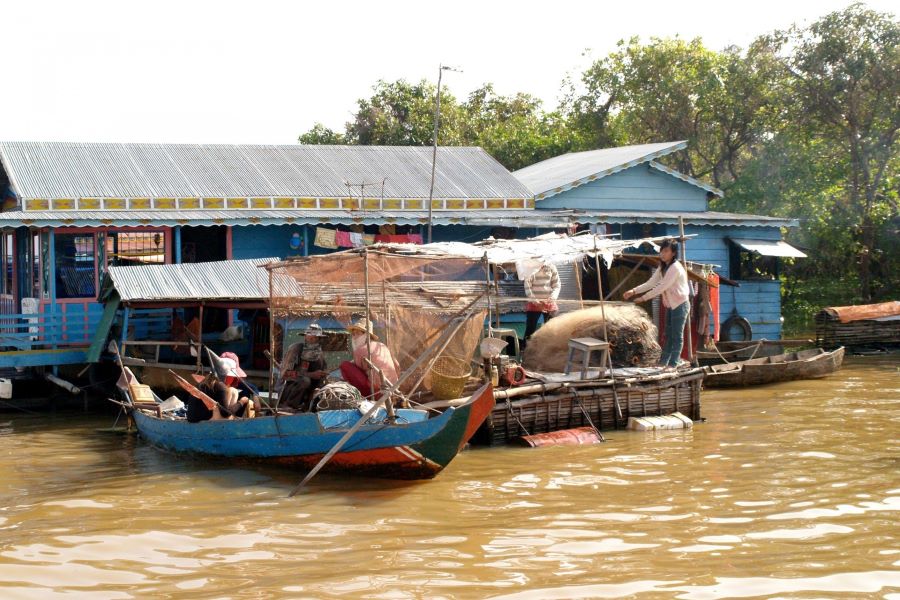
130, 383, 494, 479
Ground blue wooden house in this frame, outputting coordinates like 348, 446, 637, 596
514, 140, 806, 342
0, 140, 802, 372
0, 142, 542, 369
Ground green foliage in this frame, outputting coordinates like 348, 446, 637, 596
567, 37, 781, 189
298, 123, 346, 145
296, 2, 899, 305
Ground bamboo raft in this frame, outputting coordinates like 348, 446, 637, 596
471, 368, 704, 446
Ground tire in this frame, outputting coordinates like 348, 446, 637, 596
721, 315, 753, 342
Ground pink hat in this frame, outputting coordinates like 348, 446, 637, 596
220, 352, 247, 378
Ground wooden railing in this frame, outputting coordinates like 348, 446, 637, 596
0, 311, 102, 350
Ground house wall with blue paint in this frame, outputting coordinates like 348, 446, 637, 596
526, 155, 796, 341
537, 165, 709, 211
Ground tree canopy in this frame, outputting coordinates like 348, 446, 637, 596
298, 2, 898, 308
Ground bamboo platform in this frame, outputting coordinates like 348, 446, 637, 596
471, 368, 704, 446
814, 302, 900, 349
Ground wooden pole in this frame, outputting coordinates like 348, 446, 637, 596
679, 217, 695, 366
604, 257, 646, 300
268, 267, 276, 408
593, 235, 623, 420
196, 302, 204, 372
483, 254, 492, 332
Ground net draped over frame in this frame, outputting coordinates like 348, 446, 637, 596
265, 250, 489, 394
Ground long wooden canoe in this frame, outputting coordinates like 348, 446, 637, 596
703, 347, 844, 388
128, 383, 494, 480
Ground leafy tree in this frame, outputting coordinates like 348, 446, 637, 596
462, 85, 576, 171
298, 123, 346, 145
766, 3, 899, 301
567, 37, 781, 190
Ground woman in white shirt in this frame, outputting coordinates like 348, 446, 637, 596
624, 239, 690, 369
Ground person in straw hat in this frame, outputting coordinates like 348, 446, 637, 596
339, 317, 400, 397
277, 323, 329, 410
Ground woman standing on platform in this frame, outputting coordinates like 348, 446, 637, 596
623, 239, 690, 370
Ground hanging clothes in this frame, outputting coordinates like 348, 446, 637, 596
335, 230, 353, 248
313, 227, 337, 249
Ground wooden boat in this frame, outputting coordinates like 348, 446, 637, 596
127, 382, 494, 480
703, 347, 845, 388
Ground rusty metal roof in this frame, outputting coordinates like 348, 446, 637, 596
0, 142, 533, 200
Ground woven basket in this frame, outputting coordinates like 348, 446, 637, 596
430, 355, 471, 400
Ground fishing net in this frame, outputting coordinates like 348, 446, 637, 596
314, 381, 364, 411
266, 250, 489, 398
522, 304, 662, 371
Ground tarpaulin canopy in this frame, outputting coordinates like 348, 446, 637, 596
820, 301, 900, 323
368, 232, 682, 279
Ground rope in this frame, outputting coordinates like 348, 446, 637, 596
572, 391, 603, 439
708, 340, 763, 365
313, 382, 363, 411
505, 398, 531, 437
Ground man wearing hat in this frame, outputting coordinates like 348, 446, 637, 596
339, 318, 400, 397
277, 323, 329, 410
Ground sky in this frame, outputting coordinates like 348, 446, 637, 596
2, 0, 895, 145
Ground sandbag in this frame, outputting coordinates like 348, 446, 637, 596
522, 304, 661, 371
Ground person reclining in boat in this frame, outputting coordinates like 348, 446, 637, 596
277, 324, 329, 411
185, 372, 257, 422
339, 318, 400, 398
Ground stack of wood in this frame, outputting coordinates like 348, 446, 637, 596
522, 304, 661, 372
815, 301, 900, 349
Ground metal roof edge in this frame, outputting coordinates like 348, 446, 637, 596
647, 161, 723, 197
533, 141, 688, 201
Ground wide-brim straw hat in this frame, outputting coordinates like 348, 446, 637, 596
220, 351, 247, 378
348, 318, 379, 340
304, 323, 325, 337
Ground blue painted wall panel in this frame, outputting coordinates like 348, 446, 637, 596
538, 166, 708, 211
232, 224, 307, 260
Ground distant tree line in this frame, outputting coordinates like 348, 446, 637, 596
299, 3, 898, 313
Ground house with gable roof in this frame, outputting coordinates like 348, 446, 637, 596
514, 141, 806, 342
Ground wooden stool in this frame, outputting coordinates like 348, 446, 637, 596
564, 337, 610, 379
488, 327, 520, 357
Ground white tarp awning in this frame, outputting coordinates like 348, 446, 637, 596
730, 238, 807, 258
383, 232, 670, 266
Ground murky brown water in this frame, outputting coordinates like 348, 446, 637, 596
1, 355, 898, 599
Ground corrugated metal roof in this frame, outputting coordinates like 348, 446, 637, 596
565, 209, 796, 228
512, 141, 724, 199
0, 208, 559, 228
730, 238, 807, 258
0, 208, 796, 228
107, 257, 274, 302
0, 142, 533, 200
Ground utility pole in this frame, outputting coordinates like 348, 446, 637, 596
427, 64, 461, 244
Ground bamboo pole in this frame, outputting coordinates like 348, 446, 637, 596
268, 267, 276, 408
678, 217, 696, 366
593, 235, 623, 420
196, 302, 204, 372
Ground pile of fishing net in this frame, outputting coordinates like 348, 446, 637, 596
314, 381, 363, 410
522, 304, 661, 371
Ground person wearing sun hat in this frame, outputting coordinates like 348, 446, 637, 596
339, 317, 400, 397
277, 323, 329, 410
